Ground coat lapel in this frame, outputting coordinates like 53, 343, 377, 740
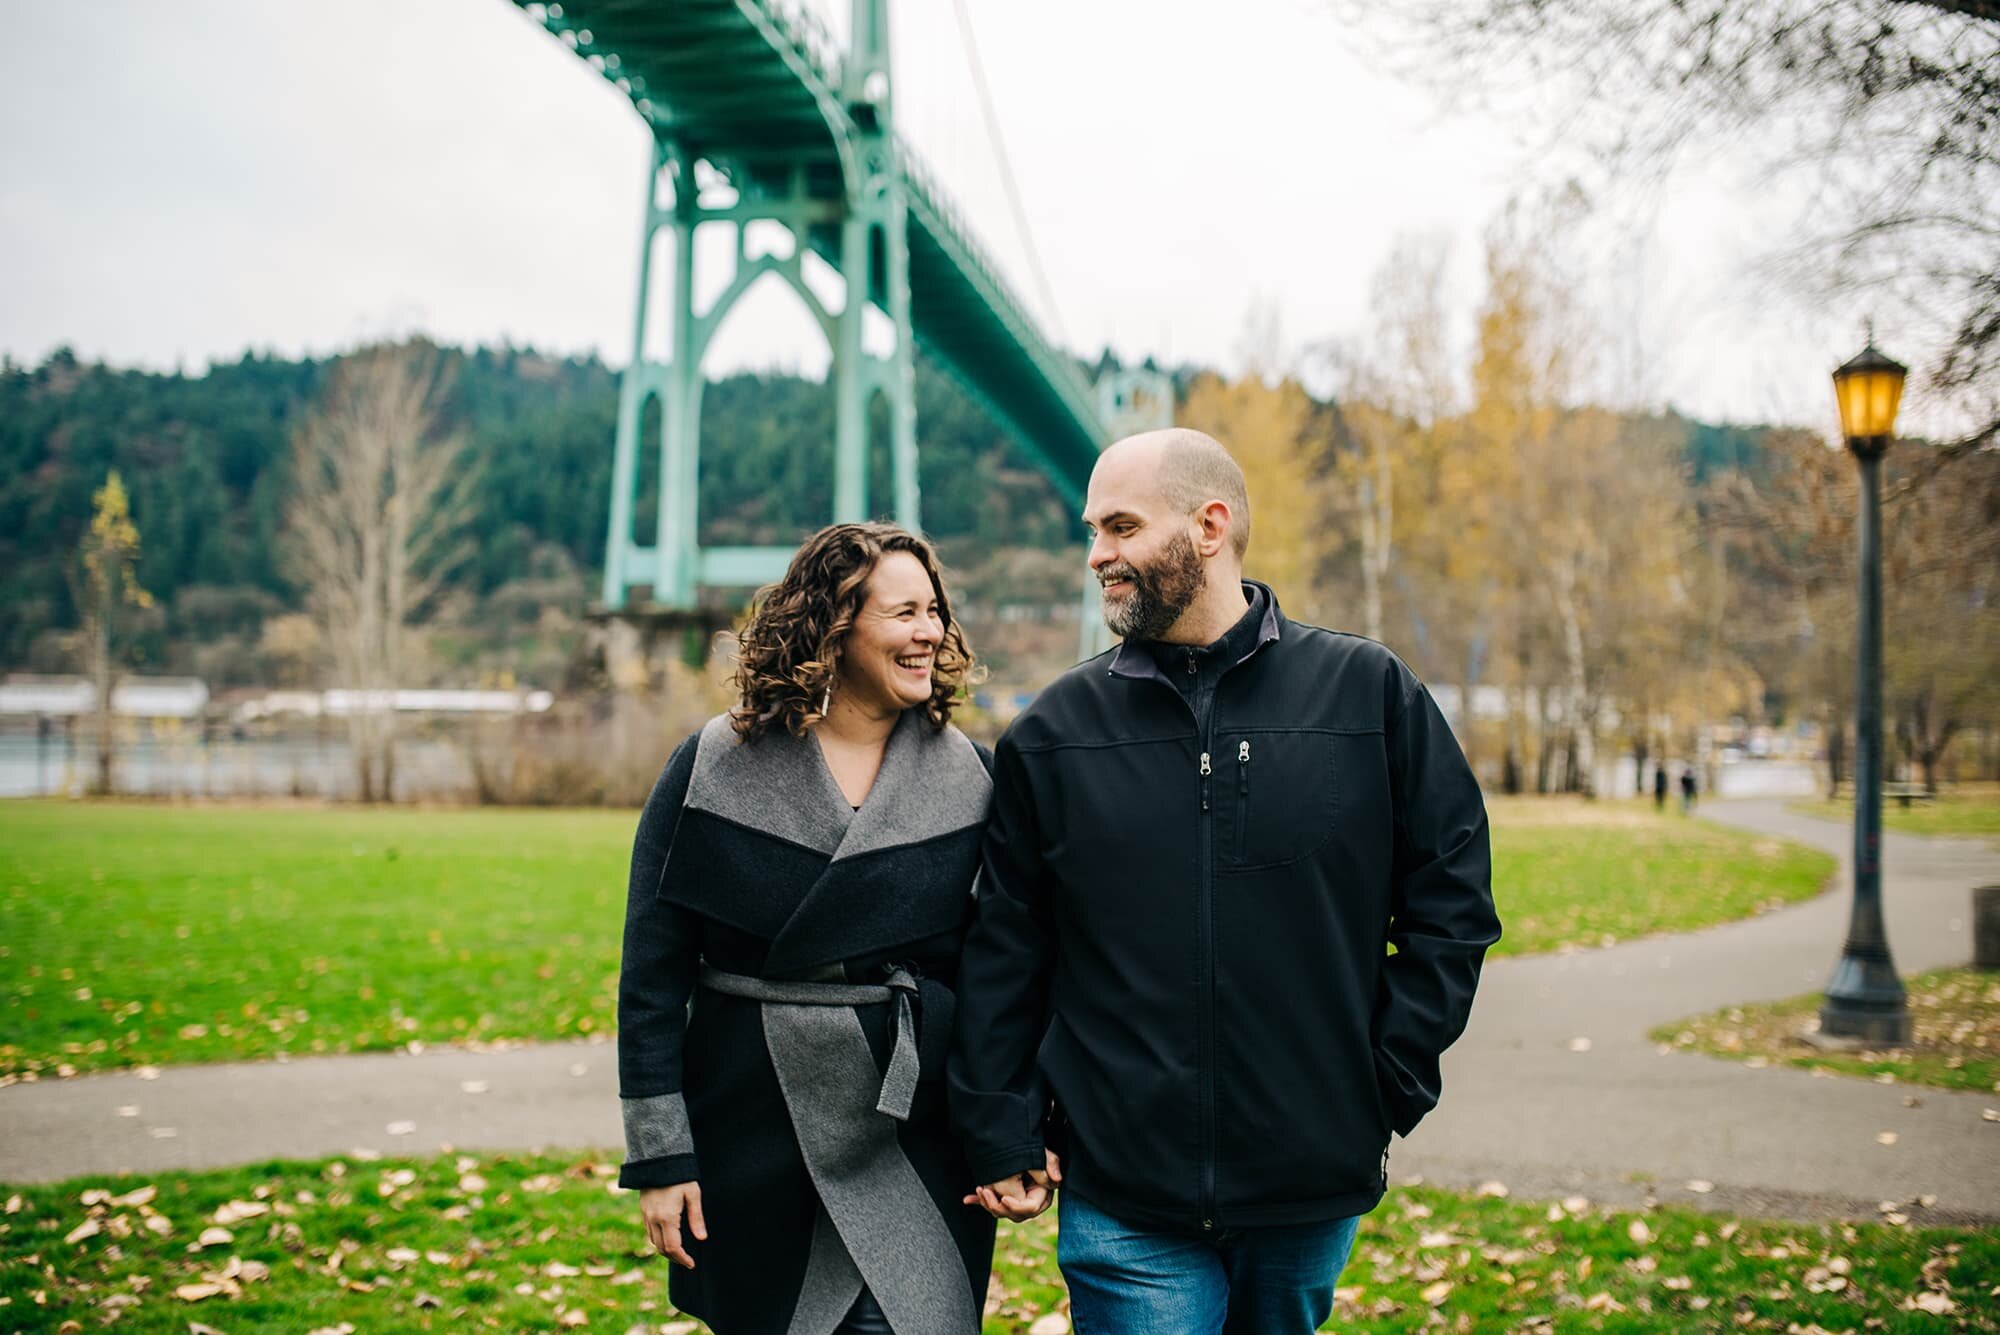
767, 711, 992, 972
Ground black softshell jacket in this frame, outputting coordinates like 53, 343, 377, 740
948, 583, 1500, 1233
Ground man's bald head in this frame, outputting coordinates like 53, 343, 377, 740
1100, 428, 1251, 559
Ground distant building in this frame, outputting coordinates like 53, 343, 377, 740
0, 674, 209, 719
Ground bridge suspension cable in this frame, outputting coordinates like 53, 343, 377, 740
946, 0, 1071, 351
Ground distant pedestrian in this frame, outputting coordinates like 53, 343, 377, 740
1679, 766, 1697, 815
1652, 763, 1668, 811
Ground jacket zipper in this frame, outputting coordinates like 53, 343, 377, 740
1235, 739, 1250, 862
1197, 737, 1216, 1232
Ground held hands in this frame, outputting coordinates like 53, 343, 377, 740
963, 1150, 1063, 1221
639, 1182, 707, 1268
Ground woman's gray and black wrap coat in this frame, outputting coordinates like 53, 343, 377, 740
619, 710, 996, 1335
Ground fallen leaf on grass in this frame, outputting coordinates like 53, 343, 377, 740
1476, 1181, 1508, 1198
1905, 1292, 1957, 1315
211, 1200, 267, 1224
1628, 1219, 1653, 1244
110, 1186, 155, 1207
545, 1261, 582, 1278
195, 1227, 233, 1249
64, 1218, 101, 1244
189, 1324, 227, 1335
1420, 1280, 1452, 1306
175, 1282, 225, 1302
3, 1194, 19, 1214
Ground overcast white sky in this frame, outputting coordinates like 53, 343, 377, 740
0, 0, 1896, 437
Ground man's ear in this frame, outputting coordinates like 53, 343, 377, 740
1193, 500, 1234, 559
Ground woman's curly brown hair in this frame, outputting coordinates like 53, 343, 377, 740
730, 522, 978, 742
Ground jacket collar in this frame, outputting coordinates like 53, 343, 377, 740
681, 709, 990, 862
1107, 579, 1283, 686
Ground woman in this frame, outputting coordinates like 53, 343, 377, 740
617, 522, 996, 1335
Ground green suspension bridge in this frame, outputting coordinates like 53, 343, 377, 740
511, 0, 1172, 614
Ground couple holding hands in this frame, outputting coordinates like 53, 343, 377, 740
616, 429, 1500, 1334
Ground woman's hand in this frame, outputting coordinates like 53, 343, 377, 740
963, 1151, 1062, 1222
639, 1182, 707, 1268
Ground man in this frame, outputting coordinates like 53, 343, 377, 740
948, 429, 1499, 1333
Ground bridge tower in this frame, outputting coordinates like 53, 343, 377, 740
598, 0, 917, 613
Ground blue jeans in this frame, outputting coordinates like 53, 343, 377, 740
1056, 1192, 1363, 1334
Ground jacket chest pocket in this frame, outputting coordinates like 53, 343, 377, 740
1219, 731, 1338, 869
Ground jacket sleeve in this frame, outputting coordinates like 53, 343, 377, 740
616, 733, 703, 1190
1373, 678, 1501, 1137
947, 731, 1056, 1184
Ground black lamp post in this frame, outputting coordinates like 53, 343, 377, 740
1819, 340, 1912, 1046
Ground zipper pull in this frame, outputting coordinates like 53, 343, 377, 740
1238, 740, 1250, 764
1238, 740, 1250, 797
1199, 752, 1211, 776
1185, 648, 1197, 674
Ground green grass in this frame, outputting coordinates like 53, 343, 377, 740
2, 797, 1833, 1077
1790, 784, 2000, 837
1487, 797, 1834, 957
1654, 967, 2000, 1093
1, 802, 633, 1080
5, 1152, 1994, 1333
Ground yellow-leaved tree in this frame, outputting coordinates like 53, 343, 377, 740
1179, 370, 1331, 621
79, 470, 153, 794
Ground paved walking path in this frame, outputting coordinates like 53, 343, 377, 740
4, 801, 1997, 1224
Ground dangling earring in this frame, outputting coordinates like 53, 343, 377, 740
820, 679, 833, 716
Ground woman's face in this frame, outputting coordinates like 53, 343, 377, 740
834, 550, 945, 715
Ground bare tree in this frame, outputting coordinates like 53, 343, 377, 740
1338, 0, 2000, 453
286, 343, 473, 802
1322, 233, 1456, 645
77, 470, 153, 794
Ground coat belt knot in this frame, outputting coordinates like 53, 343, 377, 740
698, 962, 927, 1120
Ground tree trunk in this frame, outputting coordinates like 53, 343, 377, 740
90, 607, 115, 796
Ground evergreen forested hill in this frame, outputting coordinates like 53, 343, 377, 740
0, 345, 1079, 670
0, 342, 1781, 684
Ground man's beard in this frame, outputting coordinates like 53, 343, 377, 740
1100, 530, 1204, 641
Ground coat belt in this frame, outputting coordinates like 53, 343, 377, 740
698, 963, 925, 1121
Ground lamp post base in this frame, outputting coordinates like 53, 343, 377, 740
1819, 952, 1911, 1046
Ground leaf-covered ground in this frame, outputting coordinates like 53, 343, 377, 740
1790, 785, 2000, 838
4, 1152, 1994, 1333
2, 797, 1831, 1078
1655, 967, 2000, 1094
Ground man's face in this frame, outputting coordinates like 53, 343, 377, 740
1083, 449, 1204, 641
